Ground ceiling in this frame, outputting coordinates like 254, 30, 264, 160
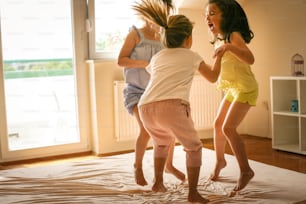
174, 0, 247, 9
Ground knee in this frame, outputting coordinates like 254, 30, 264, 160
154, 144, 171, 158
190, 139, 203, 152
214, 117, 223, 132
138, 128, 150, 141
222, 124, 237, 138
140, 127, 149, 136
185, 145, 202, 167
182, 137, 203, 153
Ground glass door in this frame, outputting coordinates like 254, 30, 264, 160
0, 0, 89, 161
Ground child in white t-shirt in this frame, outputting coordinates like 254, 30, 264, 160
134, 0, 225, 203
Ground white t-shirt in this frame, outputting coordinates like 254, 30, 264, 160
138, 48, 203, 106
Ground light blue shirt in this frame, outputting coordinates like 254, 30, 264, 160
124, 26, 163, 90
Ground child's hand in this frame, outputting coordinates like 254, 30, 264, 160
213, 44, 227, 58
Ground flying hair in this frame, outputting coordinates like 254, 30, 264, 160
132, 0, 194, 48
161, 0, 174, 12
132, 0, 168, 29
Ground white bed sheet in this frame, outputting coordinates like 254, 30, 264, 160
0, 146, 305, 204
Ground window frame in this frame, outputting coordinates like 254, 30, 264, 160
87, 0, 142, 60
87, 0, 121, 60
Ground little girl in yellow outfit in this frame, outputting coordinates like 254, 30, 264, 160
205, 0, 258, 196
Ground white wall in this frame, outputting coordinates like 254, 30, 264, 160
88, 60, 136, 154
242, 0, 306, 137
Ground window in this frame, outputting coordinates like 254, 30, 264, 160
88, 0, 142, 59
0, 0, 91, 159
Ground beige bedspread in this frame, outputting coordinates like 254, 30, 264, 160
0, 146, 305, 203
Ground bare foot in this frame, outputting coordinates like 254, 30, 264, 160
188, 190, 209, 203
165, 166, 186, 182
209, 160, 227, 181
134, 167, 148, 186
152, 182, 167, 192
228, 190, 237, 197
233, 170, 254, 191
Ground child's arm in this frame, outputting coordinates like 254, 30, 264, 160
198, 52, 223, 83
222, 32, 254, 65
117, 29, 149, 68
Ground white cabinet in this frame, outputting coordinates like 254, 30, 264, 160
270, 76, 306, 155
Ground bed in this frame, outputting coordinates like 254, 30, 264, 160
0, 146, 305, 203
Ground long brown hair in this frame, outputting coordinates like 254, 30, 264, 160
133, 0, 193, 48
208, 0, 254, 44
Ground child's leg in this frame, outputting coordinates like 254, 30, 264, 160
165, 138, 186, 182
152, 156, 167, 192
165, 100, 208, 203
133, 106, 151, 186
138, 101, 174, 192
187, 166, 209, 203
210, 99, 231, 180
139, 100, 206, 201
223, 101, 254, 191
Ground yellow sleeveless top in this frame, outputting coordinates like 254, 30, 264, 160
215, 40, 258, 93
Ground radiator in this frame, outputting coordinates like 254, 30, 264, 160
114, 75, 222, 141
189, 75, 222, 130
113, 81, 139, 141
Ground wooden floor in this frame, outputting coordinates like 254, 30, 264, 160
202, 135, 306, 174
1, 135, 306, 174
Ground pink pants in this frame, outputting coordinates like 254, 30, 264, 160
139, 99, 203, 167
